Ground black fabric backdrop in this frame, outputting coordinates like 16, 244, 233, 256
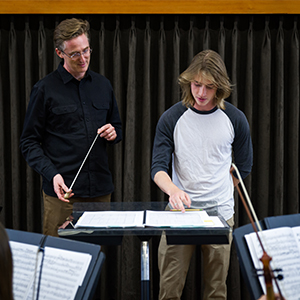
0, 14, 299, 300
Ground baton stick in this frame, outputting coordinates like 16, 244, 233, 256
64, 133, 99, 199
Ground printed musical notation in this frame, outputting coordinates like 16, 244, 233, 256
74, 210, 223, 228
144, 210, 214, 227
75, 211, 145, 228
245, 226, 300, 300
10, 241, 92, 300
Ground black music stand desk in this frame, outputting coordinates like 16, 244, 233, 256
58, 202, 231, 300
7, 228, 105, 300
233, 213, 300, 300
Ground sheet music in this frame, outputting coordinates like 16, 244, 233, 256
144, 210, 219, 227
10, 241, 39, 300
74, 210, 222, 228
29, 247, 92, 300
10, 241, 92, 300
245, 227, 300, 300
75, 211, 145, 228
209, 216, 226, 227
293, 225, 300, 245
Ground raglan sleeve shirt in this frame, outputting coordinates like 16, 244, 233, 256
151, 101, 253, 214
151, 102, 187, 180
223, 101, 253, 180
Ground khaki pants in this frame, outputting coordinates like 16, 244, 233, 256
43, 191, 111, 237
158, 216, 234, 300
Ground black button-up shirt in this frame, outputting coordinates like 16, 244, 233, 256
20, 63, 122, 198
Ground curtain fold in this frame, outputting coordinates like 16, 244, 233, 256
203, 17, 210, 50
256, 18, 272, 218
155, 18, 167, 203
0, 14, 299, 300
0, 25, 6, 225
286, 18, 299, 213
187, 18, 194, 64
157, 17, 167, 119
111, 17, 124, 204
123, 18, 137, 203
24, 19, 34, 232
141, 19, 152, 200
238, 18, 254, 227
272, 19, 285, 216
218, 17, 226, 61
99, 18, 106, 76
38, 18, 47, 79
172, 18, 180, 105
9, 20, 22, 230
230, 19, 238, 107
53, 18, 61, 71
121, 19, 142, 300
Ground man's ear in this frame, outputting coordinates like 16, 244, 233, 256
55, 48, 63, 59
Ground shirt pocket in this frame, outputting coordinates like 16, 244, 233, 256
92, 100, 109, 127
52, 105, 77, 115
51, 104, 80, 134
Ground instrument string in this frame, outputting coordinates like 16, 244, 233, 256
231, 163, 284, 300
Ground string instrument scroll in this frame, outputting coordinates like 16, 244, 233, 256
230, 163, 284, 300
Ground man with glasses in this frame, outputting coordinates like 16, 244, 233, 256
20, 18, 122, 237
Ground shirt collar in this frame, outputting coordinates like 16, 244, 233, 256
57, 62, 92, 84
190, 105, 218, 115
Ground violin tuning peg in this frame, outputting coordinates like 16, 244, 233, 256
276, 274, 284, 281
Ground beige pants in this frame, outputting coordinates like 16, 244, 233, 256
158, 216, 234, 300
43, 191, 111, 237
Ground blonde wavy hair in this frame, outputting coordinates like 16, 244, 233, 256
179, 50, 232, 110
53, 18, 90, 51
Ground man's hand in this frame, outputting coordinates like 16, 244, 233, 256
168, 186, 191, 212
53, 174, 73, 202
154, 171, 191, 212
98, 123, 117, 141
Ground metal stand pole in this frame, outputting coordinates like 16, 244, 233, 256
141, 241, 150, 300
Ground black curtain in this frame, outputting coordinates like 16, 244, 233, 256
0, 14, 299, 300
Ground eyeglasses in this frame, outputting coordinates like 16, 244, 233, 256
61, 48, 92, 60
